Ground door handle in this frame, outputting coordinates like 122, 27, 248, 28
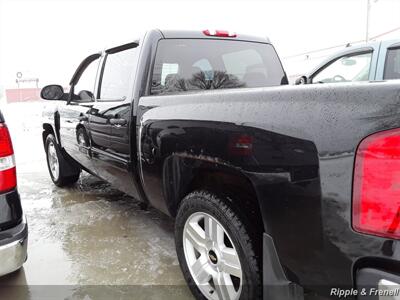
110, 118, 127, 126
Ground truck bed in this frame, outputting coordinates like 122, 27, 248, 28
138, 80, 400, 293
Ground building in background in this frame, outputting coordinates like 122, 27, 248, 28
5, 73, 40, 103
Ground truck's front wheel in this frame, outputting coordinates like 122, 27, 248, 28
175, 190, 261, 300
45, 134, 80, 187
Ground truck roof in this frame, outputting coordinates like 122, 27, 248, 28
158, 29, 271, 44
102, 29, 272, 54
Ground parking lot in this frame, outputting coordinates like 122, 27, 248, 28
0, 102, 193, 299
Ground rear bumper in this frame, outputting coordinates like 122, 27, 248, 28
357, 268, 400, 300
0, 215, 28, 277
262, 231, 400, 300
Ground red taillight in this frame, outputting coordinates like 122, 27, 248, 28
202, 29, 237, 38
0, 167, 16, 192
0, 123, 13, 157
0, 123, 16, 192
228, 134, 253, 156
353, 128, 400, 239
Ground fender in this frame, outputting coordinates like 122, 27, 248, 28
42, 108, 61, 146
42, 109, 81, 176
138, 116, 320, 230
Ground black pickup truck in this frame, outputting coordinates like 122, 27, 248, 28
41, 29, 400, 300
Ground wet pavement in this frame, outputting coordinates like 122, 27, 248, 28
0, 102, 193, 299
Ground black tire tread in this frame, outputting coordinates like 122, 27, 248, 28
175, 190, 262, 300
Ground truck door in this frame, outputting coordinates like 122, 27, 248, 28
88, 42, 141, 199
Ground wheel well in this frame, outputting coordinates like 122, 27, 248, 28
43, 123, 82, 176
178, 168, 265, 259
179, 169, 264, 236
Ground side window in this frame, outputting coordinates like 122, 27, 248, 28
74, 58, 100, 101
100, 46, 138, 100
384, 47, 400, 80
312, 52, 373, 83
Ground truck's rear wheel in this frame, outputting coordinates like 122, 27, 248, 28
175, 190, 261, 300
45, 134, 80, 187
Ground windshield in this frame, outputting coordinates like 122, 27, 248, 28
151, 39, 287, 95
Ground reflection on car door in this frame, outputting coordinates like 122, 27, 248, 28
106, 104, 131, 157
87, 103, 130, 155
88, 42, 140, 199
87, 105, 112, 150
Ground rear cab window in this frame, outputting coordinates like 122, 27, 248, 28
151, 39, 286, 95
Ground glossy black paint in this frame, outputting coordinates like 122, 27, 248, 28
136, 80, 400, 296
88, 101, 139, 197
42, 29, 400, 299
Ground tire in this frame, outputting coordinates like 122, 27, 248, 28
175, 190, 262, 300
45, 134, 81, 187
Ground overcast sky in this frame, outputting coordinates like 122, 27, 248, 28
1, 0, 400, 89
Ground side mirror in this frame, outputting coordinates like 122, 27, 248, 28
295, 76, 308, 85
41, 85, 65, 100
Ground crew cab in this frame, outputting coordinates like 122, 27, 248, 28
295, 39, 400, 84
0, 110, 27, 276
41, 29, 400, 300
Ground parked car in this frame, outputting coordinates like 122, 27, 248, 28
0, 110, 27, 276
295, 39, 400, 84
41, 29, 400, 300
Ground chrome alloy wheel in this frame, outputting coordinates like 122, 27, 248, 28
183, 212, 242, 300
47, 141, 59, 180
